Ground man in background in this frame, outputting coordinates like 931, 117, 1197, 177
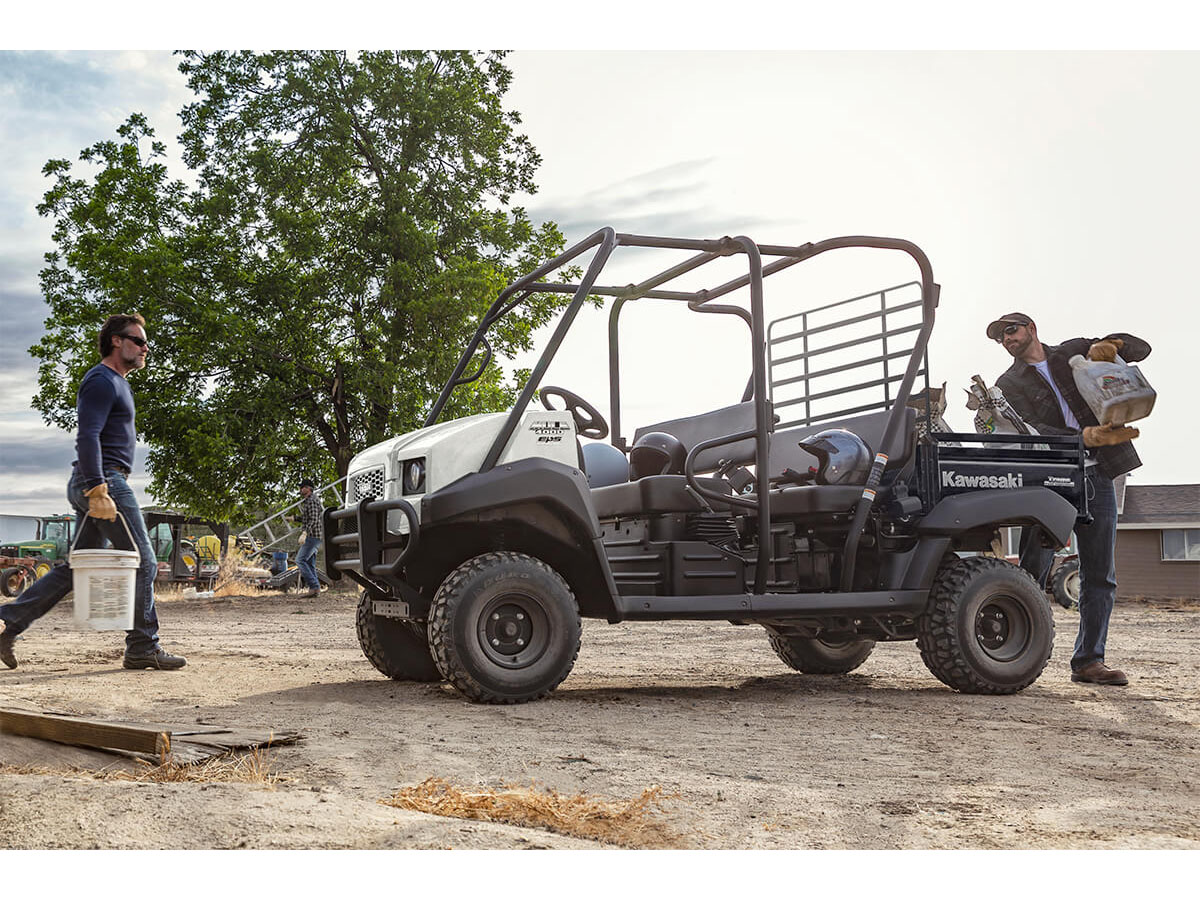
295, 479, 324, 598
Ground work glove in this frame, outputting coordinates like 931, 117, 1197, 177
83, 482, 118, 521
1083, 423, 1140, 448
1087, 338, 1125, 362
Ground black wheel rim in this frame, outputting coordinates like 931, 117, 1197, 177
974, 593, 1032, 662
477, 592, 550, 669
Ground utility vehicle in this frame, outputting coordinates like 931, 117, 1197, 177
326, 230, 1088, 704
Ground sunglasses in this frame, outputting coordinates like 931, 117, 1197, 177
995, 323, 1027, 342
117, 332, 149, 348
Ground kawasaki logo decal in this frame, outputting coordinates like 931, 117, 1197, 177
941, 470, 1025, 489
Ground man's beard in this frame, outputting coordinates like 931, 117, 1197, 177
1005, 334, 1033, 358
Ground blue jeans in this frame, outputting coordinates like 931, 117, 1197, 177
0, 468, 161, 655
1019, 468, 1119, 669
1071, 469, 1119, 669
296, 536, 322, 590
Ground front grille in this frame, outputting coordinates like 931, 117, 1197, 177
349, 466, 385, 504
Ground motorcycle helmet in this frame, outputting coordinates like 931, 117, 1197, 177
629, 431, 687, 480
796, 428, 872, 485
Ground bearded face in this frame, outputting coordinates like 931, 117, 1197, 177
1002, 323, 1036, 359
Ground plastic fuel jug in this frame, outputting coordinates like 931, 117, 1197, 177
1069, 355, 1156, 426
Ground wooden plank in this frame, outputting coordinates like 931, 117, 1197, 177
0, 709, 170, 757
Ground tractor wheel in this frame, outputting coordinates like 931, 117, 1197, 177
1, 567, 28, 598
1050, 558, 1081, 611
765, 630, 876, 674
428, 551, 581, 704
916, 556, 1054, 695
34, 561, 52, 580
355, 591, 441, 682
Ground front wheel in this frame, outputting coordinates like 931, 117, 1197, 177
766, 630, 876, 674
428, 552, 581, 704
355, 591, 441, 682
916, 556, 1054, 695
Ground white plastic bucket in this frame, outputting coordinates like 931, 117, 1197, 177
69, 512, 140, 631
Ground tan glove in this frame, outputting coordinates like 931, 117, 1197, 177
1083, 423, 1140, 448
1087, 338, 1125, 362
83, 482, 118, 521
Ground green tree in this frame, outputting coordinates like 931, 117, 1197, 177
33, 51, 567, 523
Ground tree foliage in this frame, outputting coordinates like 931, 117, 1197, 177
33, 51, 567, 523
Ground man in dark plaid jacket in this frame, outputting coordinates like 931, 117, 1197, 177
296, 479, 324, 598
989, 312, 1151, 687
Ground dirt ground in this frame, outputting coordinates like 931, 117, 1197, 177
1, 585, 1197, 850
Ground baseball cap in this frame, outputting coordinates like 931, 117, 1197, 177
986, 312, 1034, 341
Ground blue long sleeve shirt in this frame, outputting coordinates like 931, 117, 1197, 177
75, 362, 137, 489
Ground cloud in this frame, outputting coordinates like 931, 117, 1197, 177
0, 430, 76, 475
528, 157, 776, 245
0, 51, 189, 515
0, 480, 70, 514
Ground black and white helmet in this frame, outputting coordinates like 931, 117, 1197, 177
797, 428, 872, 485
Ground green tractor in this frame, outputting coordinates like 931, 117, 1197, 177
1, 513, 223, 598
0, 514, 76, 598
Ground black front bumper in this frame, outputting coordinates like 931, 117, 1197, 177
324, 497, 422, 602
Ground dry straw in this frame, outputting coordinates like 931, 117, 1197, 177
0, 746, 287, 787
212, 544, 261, 598
382, 777, 685, 848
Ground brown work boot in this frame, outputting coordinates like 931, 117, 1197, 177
0, 622, 17, 670
123, 646, 187, 670
1071, 661, 1128, 686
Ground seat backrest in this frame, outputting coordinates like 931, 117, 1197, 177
632, 402, 916, 480
632, 401, 757, 472
766, 407, 917, 480
581, 441, 629, 488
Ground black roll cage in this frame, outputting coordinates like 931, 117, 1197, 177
425, 229, 940, 594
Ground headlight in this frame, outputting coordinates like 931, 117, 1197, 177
402, 457, 426, 495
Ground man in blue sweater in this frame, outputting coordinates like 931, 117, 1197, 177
0, 314, 185, 670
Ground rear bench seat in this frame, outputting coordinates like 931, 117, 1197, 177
594, 405, 917, 520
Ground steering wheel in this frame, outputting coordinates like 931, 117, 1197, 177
538, 386, 609, 440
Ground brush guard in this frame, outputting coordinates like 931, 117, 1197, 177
324, 497, 423, 607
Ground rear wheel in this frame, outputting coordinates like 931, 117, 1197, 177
428, 551, 581, 704
1050, 558, 1081, 610
917, 556, 1054, 694
355, 590, 441, 681
766, 630, 876, 674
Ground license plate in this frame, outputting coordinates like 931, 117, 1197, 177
372, 599, 410, 619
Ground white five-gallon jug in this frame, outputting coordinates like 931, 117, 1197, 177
1069, 354, 1157, 426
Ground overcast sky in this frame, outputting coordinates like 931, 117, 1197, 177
1, 46, 1197, 515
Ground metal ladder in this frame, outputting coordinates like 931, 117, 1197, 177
236, 476, 348, 553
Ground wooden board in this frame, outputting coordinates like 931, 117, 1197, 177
0, 706, 300, 767
1, 709, 170, 756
